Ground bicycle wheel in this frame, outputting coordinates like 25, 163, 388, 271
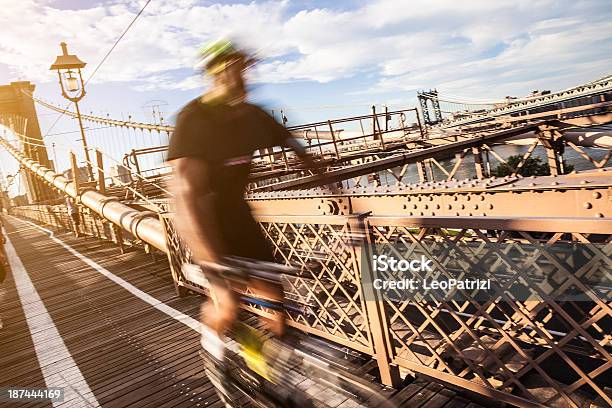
267, 334, 398, 408
223, 346, 317, 408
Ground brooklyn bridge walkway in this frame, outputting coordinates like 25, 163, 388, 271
0, 215, 486, 408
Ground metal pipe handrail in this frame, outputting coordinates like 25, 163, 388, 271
0, 134, 167, 252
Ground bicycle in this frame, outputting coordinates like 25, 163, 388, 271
182, 258, 398, 408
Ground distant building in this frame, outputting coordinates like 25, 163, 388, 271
10, 194, 29, 207
62, 166, 89, 184
110, 165, 132, 185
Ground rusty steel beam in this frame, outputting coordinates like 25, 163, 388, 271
0, 135, 167, 252
244, 170, 611, 219
443, 76, 612, 128
459, 100, 612, 131
258, 124, 542, 190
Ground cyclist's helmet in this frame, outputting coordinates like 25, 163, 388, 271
196, 39, 253, 74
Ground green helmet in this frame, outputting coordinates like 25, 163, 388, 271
196, 39, 244, 72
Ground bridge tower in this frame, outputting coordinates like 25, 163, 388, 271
417, 89, 443, 125
0, 81, 55, 203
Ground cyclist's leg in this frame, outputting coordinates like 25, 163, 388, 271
201, 277, 239, 357
250, 278, 286, 337
200, 276, 243, 406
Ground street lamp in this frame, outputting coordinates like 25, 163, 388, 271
50, 42, 93, 181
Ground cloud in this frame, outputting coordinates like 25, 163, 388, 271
0, 0, 610, 100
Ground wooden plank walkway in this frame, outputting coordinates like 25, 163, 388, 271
0, 216, 486, 408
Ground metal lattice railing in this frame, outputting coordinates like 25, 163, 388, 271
366, 218, 611, 408
160, 212, 375, 353
158, 209, 611, 408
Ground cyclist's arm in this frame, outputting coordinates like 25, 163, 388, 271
271, 123, 323, 175
170, 157, 226, 263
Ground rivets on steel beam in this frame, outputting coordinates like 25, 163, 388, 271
580, 180, 589, 185
447, 204, 452, 209
584, 202, 592, 209
436, 204, 440, 209
596, 213, 604, 218
474, 204, 479, 210
460, 204, 465, 209
424, 204, 429, 209
479, 195, 485, 201
466, 195, 471, 201
453, 195, 458, 201
593, 192, 602, 199
402, 204, 407, 209
550, 181, 558, 186
529, 183, 536, 187
488, 204, 494, 209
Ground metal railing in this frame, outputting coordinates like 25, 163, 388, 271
119, 107, 422, 179
10, 204, 133, 252
160, 212, 611, 408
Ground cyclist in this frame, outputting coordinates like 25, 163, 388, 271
167, 40, 318, 404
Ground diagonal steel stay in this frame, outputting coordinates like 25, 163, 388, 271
566, 140, 612, 169
261, 221, 371, 344
259, 124, 544, 190
474, 231, 611, 406
376, 223, 608, 408
370, 227, 516, 385
381, 227, 570, 404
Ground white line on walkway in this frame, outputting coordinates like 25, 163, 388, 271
10, 216, 202, 335
5, 226, 101, 408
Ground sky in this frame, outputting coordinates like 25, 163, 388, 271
0, 0, 611, 194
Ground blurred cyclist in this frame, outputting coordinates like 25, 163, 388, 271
167, 39, 318, 404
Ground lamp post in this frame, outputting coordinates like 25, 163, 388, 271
50, 42, 93, 181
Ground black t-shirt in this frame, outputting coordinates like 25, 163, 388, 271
168, 98, 291, 197
167, 98, 292, 261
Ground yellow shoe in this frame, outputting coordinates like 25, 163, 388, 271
234, 323, 272, 381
